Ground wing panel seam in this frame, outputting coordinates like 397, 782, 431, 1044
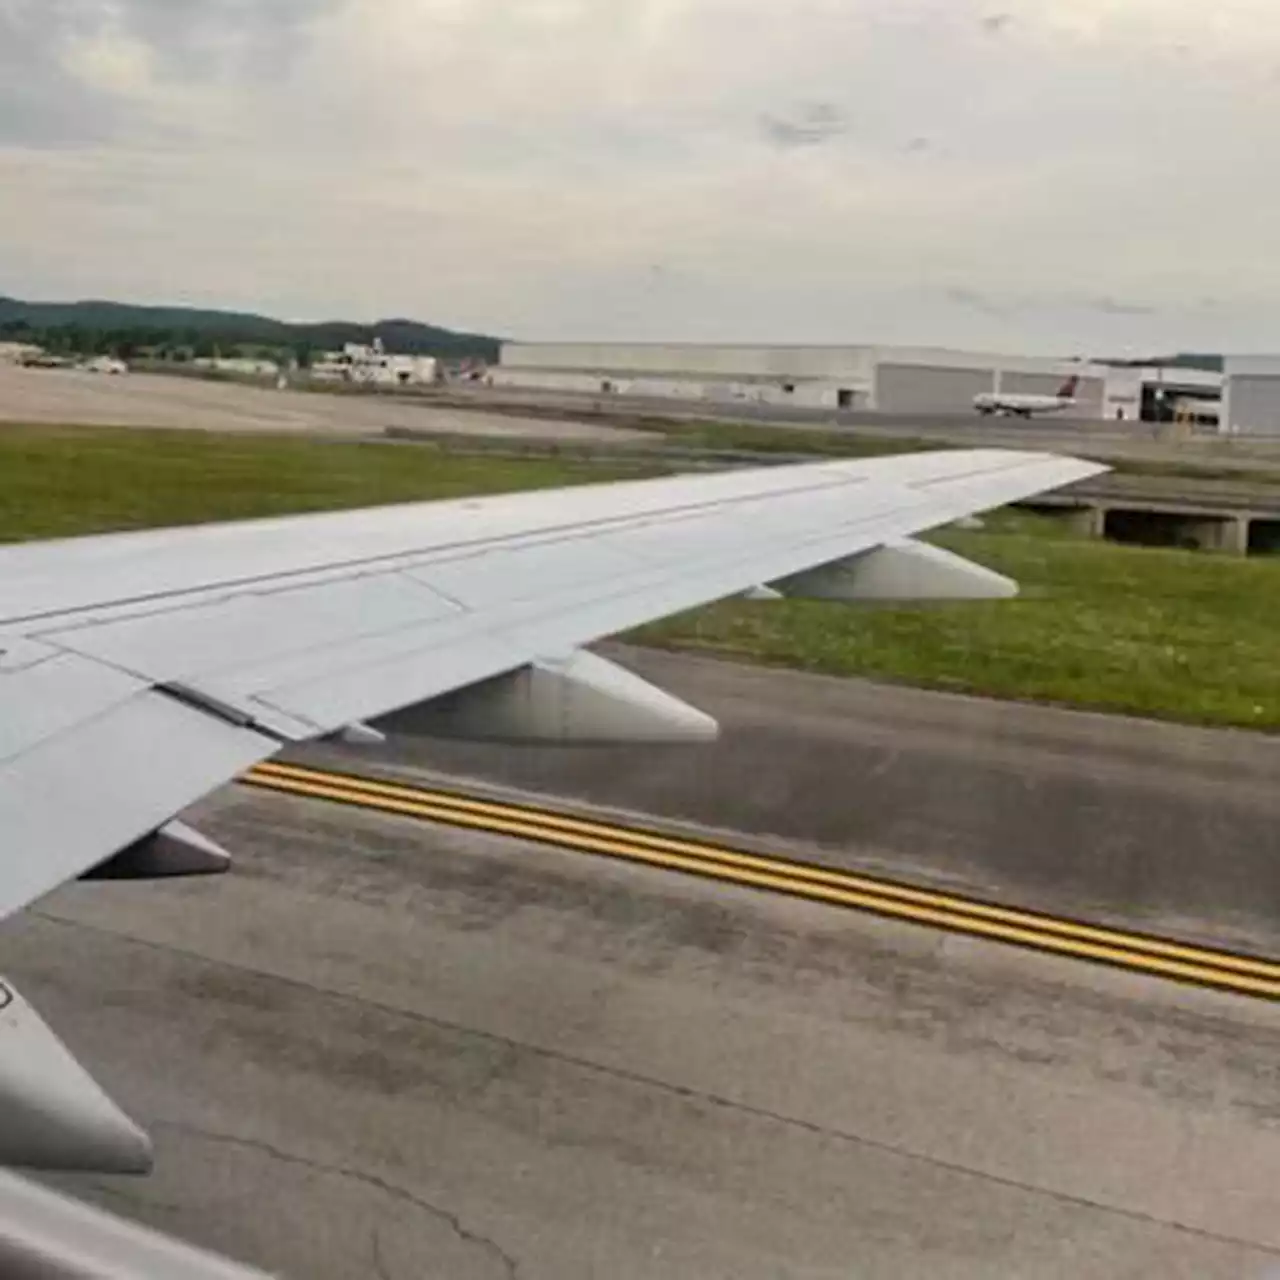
0, 464, 882, 627
155, 681, 289, 743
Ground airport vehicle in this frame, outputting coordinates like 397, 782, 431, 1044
81, 355, 129, 375
973, 375, 1079, 418
0, 449, 1100, 1268
19, 352, 75, 370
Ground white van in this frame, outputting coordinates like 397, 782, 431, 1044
82, 356, 129, 375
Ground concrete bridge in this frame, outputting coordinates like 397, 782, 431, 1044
1018, 474, 1280, 554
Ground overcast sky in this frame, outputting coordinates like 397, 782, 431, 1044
3, 0, 1280, 353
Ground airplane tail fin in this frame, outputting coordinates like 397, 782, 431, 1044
1058, 375, 1079, 398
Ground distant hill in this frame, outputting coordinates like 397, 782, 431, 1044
0, 295, 502, 362
1167, 352, 1225, 372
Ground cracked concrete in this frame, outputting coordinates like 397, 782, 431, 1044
9, 777, 1280, 1277
370, 1228, 392, 1280
155, 1122, 519, 1280
42, 908, 1280, 1264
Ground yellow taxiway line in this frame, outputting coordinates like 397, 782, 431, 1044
242, 760, 1280, 1001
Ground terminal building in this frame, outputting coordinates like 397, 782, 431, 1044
311, 340, 437, 387
491, 342, 1180, 422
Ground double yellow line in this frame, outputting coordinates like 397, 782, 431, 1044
242, 760, 1280, 1001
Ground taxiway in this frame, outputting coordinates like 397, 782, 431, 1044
6, 754, 1280, 1278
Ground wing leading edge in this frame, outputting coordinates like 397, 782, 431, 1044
0, 447, 1103, 1174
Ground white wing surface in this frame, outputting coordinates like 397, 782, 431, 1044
0, 447, 1102, 1173
1, 448, 1101, 915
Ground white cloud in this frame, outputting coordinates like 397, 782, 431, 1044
3, 0, 1280, 352
1030, 0, 1280, 52
61, 29, 154, 97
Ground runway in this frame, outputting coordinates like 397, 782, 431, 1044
9, 365, 1279, 479
0, 365, 651, 443
8, 775, 1280, 1278
437, 384, 1280, 472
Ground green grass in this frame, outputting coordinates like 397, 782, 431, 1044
3, 424, 1276, 731
629, 513, 1280, 731
636, 417, 1280, 485
645, 420, 950, 459
0, 424, 655, 542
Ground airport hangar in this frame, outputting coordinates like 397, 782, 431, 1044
490, 343, 1221, 422
1221, 356, 1280, 435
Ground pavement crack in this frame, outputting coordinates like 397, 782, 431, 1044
41, 911, 1280, 1262
370, 1227, 392, 1280
156, 1120, 518, 1280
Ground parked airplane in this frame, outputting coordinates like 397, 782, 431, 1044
0, 449, 1103, 1273
973, 375, 1080, 418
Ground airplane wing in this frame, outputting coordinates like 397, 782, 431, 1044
0, 1166, 276, 1279
0, 447, 1102, 1174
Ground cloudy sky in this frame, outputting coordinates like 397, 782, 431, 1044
3, 0, 1280, 353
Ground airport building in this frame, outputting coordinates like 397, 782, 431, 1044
191, 356, 281, 378
0, 341, 43, 364
1222, 356, 1280, 435
493, 342, 1153, 420
311, 340, 437, 387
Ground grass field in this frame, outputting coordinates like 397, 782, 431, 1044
0, 424, 655, 542
649, 420, 953, 459
3, 425, 1276, 731
632, 508, 1280, 731
636, 417, 1280, 484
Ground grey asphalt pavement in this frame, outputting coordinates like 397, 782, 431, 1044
0, 365, 651, 442
308, 644, 1280, 958
4, 771, 1279, 1278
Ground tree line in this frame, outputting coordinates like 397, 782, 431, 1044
0, 298, 501, 365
